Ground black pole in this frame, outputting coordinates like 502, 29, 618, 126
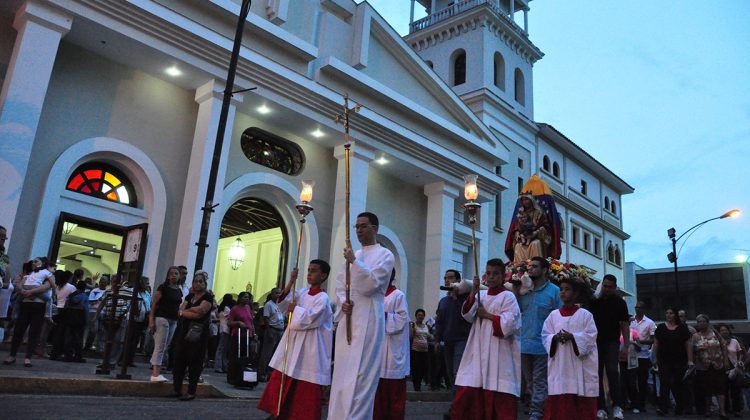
672, 236, 679, 301
117, 278, 140, 380
194, 0, 252, 270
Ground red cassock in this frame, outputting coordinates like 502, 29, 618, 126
257, 369, 323, 420
544, 394, 597, 420
372, 378, 406, 420
451, 386, 518, 420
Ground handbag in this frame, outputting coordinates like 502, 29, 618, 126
184, 321, 205, 343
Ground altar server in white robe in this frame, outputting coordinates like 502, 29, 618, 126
373, 269, 410, 420
328, 212, 395, 420
541, 276, 598, 420
257, 259, 333, 420
452, 258, 522, 420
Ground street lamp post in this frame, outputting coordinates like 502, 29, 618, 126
667, 209, 740, 301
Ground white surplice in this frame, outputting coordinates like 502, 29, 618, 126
381, 287, 410, 379
454, 289, 522, 396
328, 243, 395, 420
541, 307, 599, 397
268, 287, 333, 385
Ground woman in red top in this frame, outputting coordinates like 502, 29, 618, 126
228, 292, 254, 361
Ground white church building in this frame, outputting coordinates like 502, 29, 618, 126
0, 0, 633, 316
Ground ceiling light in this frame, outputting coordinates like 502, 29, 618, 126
257, 105, 271, 114
376, 156, 389, 165
311, 129, 325, 138
165, 66, 182, 77
229, 238, 246, 270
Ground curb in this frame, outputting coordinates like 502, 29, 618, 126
0, 376, 228, 398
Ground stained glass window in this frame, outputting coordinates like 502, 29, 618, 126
240, 127, 305, 175
66, 163, 136, 207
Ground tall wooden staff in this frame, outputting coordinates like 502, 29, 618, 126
463, 175, 481, 308
277, 180, 314, 416
335, 94, 360, 345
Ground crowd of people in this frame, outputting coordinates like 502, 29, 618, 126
3, 214, 750, 419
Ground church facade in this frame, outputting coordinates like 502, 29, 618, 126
0, 0, 632, 315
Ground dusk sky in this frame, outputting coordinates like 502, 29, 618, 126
366, 0, 750, 269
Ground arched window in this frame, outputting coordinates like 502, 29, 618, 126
552, 162, 560, 178
611, 201, 617, 215
607, 241, 615, 262
240, 127, 305, 175
452, 50, 466, 86
604, 196, 610, 210
542, 155, 550, 171
614, 245, 622, 266
514, 68, 525, 105
493, 52, 505, 91
66, 162, 136, 207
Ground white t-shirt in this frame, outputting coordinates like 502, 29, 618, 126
630, 315, 657, 359
56, 283, 77, 308
727, 337, 743, 366
25, 269, 53, 288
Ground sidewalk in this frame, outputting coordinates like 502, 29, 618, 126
0, 345, 451, 401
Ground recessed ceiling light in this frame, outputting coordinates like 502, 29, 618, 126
376, 156, 389, 165
83, 239, 88, 243
257, 105, 271, 114
165, 66, 182, 77
311, 129, 325, 138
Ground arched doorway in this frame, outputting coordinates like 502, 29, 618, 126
212, 198, 288, 303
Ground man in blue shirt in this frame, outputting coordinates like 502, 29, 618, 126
514, 256, 561, 420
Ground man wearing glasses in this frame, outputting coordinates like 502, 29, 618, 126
328, 212, 395, 420
514, 255, 561, 420
629, 302, 655, 414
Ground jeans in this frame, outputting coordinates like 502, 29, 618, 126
214, 332, 230, 372
150, 317, 177, 367
634, 358, 651, 410
83, 311, 98, 350
411, 350, 429, 391
10, 302, 45, 358
522, 353, 549, 420
598, 340, 622, 409
258, 327, 284, 378
658, 358, 686, 414
173, 332, 208, 395
443, 339, 467, 393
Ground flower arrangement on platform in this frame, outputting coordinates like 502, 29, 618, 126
504, 257, 592, 296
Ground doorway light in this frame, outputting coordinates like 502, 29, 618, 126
63, 222, 78, 235
311, 129, 325, 138
257, 104, 271, 114
228, 238, 246, 270
165, 66, 182, 77
376, 156, 389, 165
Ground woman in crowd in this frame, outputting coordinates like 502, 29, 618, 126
409, 308, 432, 391
719, 324, 744, 416
227, 292, 254, 365
4, 257, 54, 367
693, 314, 729, 419
50, 270, 75, 360
214, 293, 235, 373
171, 271, 214, 401
148, 266, 182, 382
652, 306, 693, 416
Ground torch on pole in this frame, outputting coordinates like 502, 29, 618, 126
277, 180, 314, 416
463, 174, 481, 308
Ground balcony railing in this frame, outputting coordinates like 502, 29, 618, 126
409, 0, 525, 37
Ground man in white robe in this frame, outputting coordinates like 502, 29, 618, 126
451, 258, 522, 420
258, 259, 333, 419
373, 269, 410, 420
328, 212, 395, 420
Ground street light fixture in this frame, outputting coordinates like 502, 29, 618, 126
667, 209, 741, 299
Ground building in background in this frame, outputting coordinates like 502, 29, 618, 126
0, 0, 632, 315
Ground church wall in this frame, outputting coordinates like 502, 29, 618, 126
278, 0, 320, 45
12, 41, 197, 281
225, 110, 338, 265
490, 138, 532, 260
365, 167, 427, 314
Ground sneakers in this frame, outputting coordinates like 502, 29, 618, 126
597, 409, 608, 419
150, 374, 168, 382
613, 406, 624, 419
631, 408, 640, 414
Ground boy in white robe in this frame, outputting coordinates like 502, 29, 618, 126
451, 258, 521, 420
328, 212, 395, 420
373, 269, 410, 420
541, 277, 599, 420
257, 259, 333, 420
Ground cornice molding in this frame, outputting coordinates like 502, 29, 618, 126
554, 191, 630, 240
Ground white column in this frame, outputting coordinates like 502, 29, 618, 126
326, 141, 375, 297
173, 80, 242, 281
0, 1, 72, 239
422, 182, 458, 317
